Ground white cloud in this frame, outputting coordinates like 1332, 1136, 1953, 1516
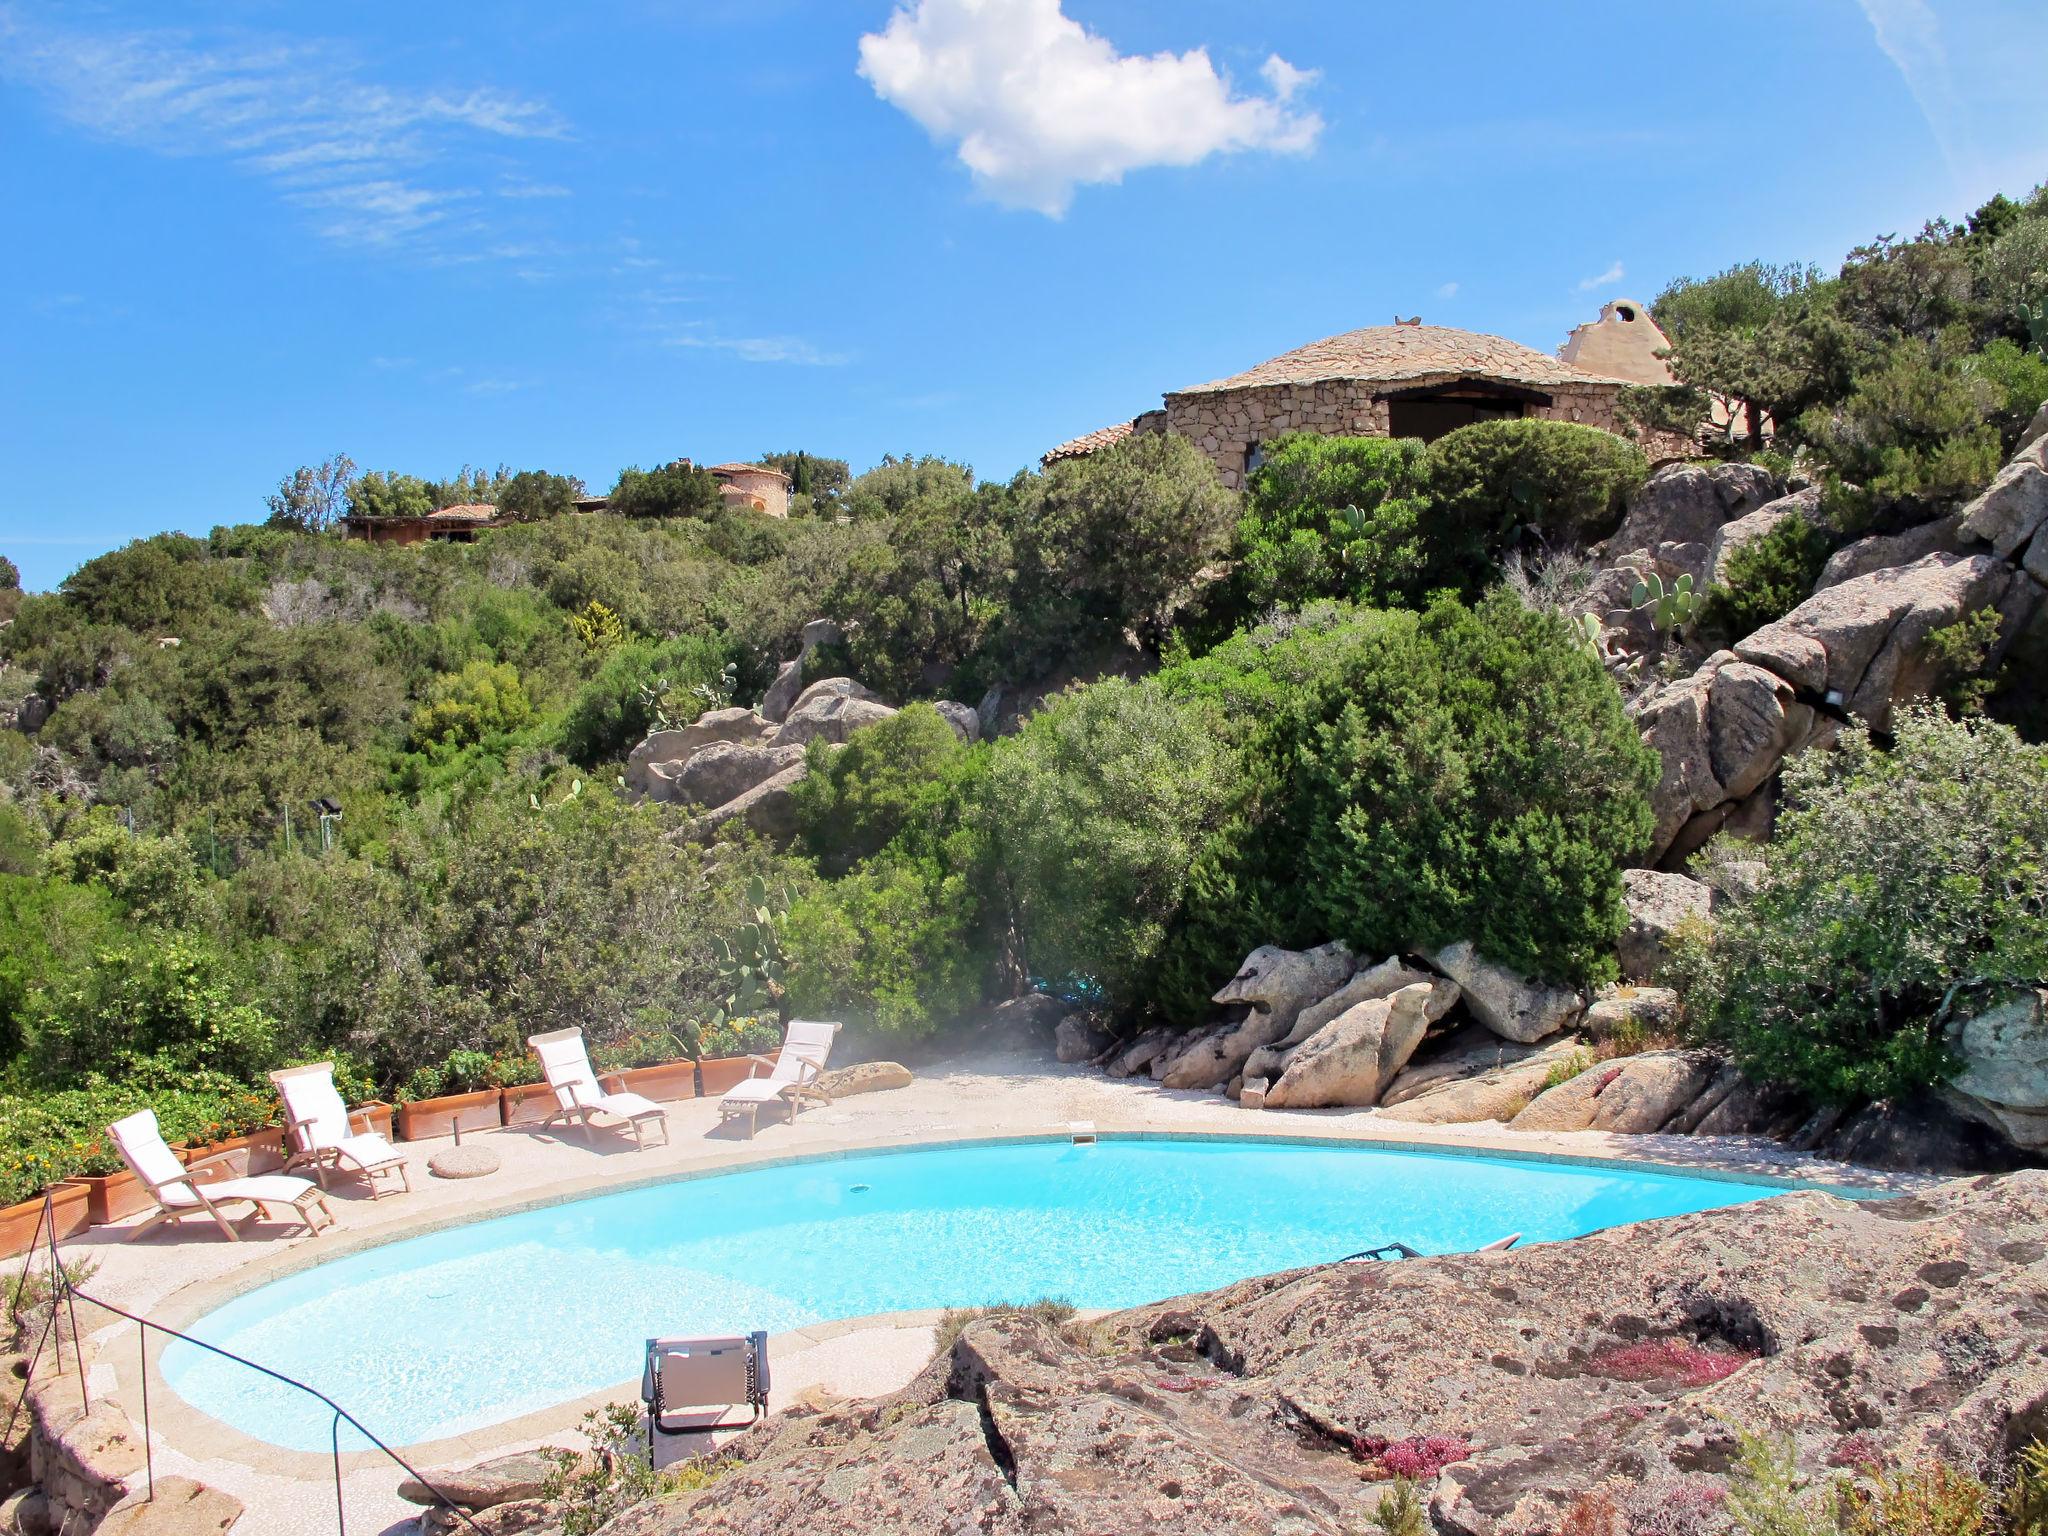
1855, 0, 1962, 177
1435, 281, 1459, 299
857, 0, 1322, 216
1577, 260, 1625, 292
0, 7, 566, 252
666, 330, 849, 367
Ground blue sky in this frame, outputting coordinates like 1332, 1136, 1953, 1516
4, 0, 2047, 592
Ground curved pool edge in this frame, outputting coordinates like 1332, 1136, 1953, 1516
103, 1122, 1903, 1478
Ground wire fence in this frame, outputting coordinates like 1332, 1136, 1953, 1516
3, 1191, 486, 1534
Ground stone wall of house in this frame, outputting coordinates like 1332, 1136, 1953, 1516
716, 469, 790, 519
1161, 375, 1635, 491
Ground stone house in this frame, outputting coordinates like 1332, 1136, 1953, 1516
708, 462, 793, 518
343, 503, 498, 546
1046, 319, 1691, 491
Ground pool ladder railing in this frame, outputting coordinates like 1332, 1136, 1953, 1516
2, 1189, 491, 1535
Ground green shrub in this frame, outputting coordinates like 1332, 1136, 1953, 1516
1423, 419, 1649, 563
984, 675, 1246, 1013
1677, 705, 2048, 1103
607, 461, 720, 520
410, 660, 534, 749
991, 594, 1655, 1020
556, 635, 736, 765
20, 934, 279, 1088
1801, 335, 2004, 518
792, 705, 970, 875
1697, 514, 1837, 641
1967, 337, 2048, 434
346, 470, 435, 521
1227, 434, 1436, 613
0, 1079, 281, 1206
998, 431, 1238, 669
785, 707, 996, 1035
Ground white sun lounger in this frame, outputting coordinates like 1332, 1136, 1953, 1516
717, 1020, 840, 1138
270, 1063, 411, 1197
528, 1028, 670, 1148
109, 1109, 334, 1242
641, 1332, 769, 1451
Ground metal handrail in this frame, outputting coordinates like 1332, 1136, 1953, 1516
4, 1190, 489, 1534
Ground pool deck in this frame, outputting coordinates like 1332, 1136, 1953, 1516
38, 1047, 1928, 1535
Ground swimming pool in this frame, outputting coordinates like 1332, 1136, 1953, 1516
163, 1136, 1795, 1451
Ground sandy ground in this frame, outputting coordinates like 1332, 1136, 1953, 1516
31, 1047, 1922, 1535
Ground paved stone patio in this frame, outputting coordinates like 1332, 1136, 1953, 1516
38, 1048, 1921, 1535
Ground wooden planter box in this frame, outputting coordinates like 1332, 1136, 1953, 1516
0, 1182, 92, 1260
397, 1089, 504, 1142
178, 1128, 287, 1178
67, 1167, 161, 1227
620, 1061, 699, 1103
696, 1056, 758, 1096
499, 1082, 564, 1128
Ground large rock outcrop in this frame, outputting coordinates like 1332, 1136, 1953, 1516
1243, 957, 1457, 1085
669, 741, 806, 810
1630, 653, 1822, 862
1617, 869, 1711, 981
1263, 983, 1435, 1109
623, 708, 774, 802
1816, 512, 1969, 591
1375, 1027, 1585, 1124
1701, 485, 1826, 587
1944, 988, 2048, 1151
771, 681, 897, 748
1159, 943, 1356, 1091
1734, 551, 2033, 731
608, 1172, 2048, 1536
1956, 433, 2048, 560
1603, 462, 1781, 583
1424, 942, 1582, 1044
1508, 1049, 1721, 1134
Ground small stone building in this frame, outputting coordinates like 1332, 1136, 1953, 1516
343, 503, 498, 546
708, 462, 793, 519
1046, 320, 1674, 491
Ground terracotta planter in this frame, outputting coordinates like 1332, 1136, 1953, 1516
499, 1082, 564, 1128
356, 1102, 395, 1141
178, 1128, 287, 1178
397, 1089, 504, 1142
620, 1061, 698, 1103
69, 1167, 160, 1227
696, 1056, 759, 1096
0, 1183, 92, 1260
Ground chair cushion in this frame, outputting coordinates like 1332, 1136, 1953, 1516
596, 1090, 665, 1121
334, 1133, 404, 1169
186, 1174, 320, 1207
720, 1079, 790, 1106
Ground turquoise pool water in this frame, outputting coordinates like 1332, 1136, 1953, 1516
163, 1137, 1787, 1451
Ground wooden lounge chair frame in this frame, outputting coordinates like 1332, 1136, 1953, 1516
717, 1020, 840, 1138
270, 1062, 412, 1197
528, 1027, 671, 1148
109, 1109, 335, 1242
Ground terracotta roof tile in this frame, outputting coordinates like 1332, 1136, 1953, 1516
706, 462, 792, 484
1170, 324, 1632, 396
1042, 419, 1136, 465
425, 504, 497, 521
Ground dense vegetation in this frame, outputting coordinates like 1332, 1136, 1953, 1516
1677, 707, 2048, 1104
1, 178, 2045, 1201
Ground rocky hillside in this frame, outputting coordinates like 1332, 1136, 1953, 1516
543, 1171, 2048, 1535
1605, 408, 2048, 867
